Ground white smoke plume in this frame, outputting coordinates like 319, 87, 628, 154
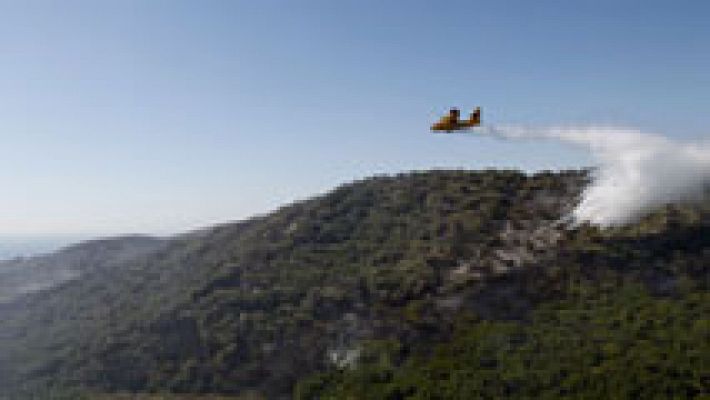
480, 125, 710, 227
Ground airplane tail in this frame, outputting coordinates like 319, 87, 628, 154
469, 107, 481, 125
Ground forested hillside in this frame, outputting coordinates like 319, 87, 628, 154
0, 236, 165, 305
0, 169, 707, 399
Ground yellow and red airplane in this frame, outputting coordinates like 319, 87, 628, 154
431, 107, 481, 132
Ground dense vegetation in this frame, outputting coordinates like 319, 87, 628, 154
298, 286, 709, 399
0, 169, 707, 399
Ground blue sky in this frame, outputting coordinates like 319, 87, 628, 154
0, 0, 708, 236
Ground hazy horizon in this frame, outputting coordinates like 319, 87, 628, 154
0, 234, 88, 260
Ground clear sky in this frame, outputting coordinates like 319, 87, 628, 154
0, 0, 708, 237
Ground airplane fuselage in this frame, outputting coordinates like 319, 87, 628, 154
431, 107, 481, 132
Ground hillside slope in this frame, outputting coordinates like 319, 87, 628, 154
0, 169, 707, 399
0, 236, 165, 305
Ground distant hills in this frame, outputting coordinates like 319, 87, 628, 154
0, 169, 707, 399
0, 237, 76, 262
0, 235, 165, 305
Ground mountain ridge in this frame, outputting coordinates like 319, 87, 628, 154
0, 169, 707, 399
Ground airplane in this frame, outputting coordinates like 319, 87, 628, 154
431, 107, 481, 132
